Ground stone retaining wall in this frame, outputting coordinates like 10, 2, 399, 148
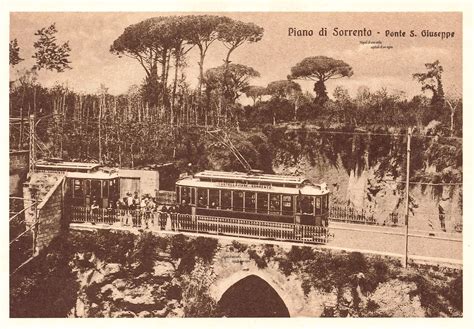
35, 178, 65, 253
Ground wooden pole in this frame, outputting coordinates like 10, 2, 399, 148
19, 107, 23, 149
29, 114, 35, 173
403, 127, 412, 268
98, 98, 102, 164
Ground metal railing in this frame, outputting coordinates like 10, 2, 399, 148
10, 196, 38, 275
329, 204, 399, 226
69, 206, 330, 244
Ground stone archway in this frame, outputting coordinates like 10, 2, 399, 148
216, 274, 290, 317
210, 268, 303, 316
209, 246, 325, 317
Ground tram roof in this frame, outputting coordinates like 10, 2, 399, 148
177, 177, 329, 195
36, 160, 100, 172
194, 170, 309, 185
66, 171, 119, 180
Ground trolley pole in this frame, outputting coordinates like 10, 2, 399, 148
403, 127, 412, 268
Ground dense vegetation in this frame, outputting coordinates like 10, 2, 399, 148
10, 230, 219, 317
10, 16, 462, 175
231, 242, 462, 317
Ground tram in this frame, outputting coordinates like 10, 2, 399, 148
176, 170, 330, 227
66, 170, 120, 208
36, 159, 176, 209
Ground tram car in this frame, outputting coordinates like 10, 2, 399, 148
176, 170, 330, 227
36, 159, 177, 209
66, 170, 120, 208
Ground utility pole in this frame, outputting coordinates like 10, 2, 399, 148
403, 127, 412, 268
19, 107, 23, 149
31, 186, 38, 256
28, 114, 36, 174
98, 99, 102, 164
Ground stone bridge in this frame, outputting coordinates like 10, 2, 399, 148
207, 243, 333, 317
67, 223, 444, 317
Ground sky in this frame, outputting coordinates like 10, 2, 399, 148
10, 12, 462, 100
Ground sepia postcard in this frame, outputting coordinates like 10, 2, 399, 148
4, 0, 472, 327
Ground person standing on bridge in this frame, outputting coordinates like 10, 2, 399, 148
159, 204, 168, 230
126, 192, 134, 226
140, 197, 147, 228
133, 192, 140, 208
147, 197, 156, 228
117, 199, 126, 226
170, 204, 178, 231
90, 199, 99, 224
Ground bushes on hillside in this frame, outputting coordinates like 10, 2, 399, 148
170, 234, 219, 274
10, 234, 78, 317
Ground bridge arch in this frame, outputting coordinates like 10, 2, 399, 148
210, 268, 303, 317
216, 274, 289, 317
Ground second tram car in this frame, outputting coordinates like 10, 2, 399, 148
176, 170, 330, 227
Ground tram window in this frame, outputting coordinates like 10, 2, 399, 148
176, 186, 180, 203
234, 191, 243, 212
85, 180, 90, 196
257, 193, 269, 213
282, 195, 293, 215
300, 196, 313, 214
91, 180, 101, 200
321, 195, 327, 212
209, 189, 219, 208
245, 192, 256, 212
316, 197, 321, 214
102, 181, 109, 198
221, 190, 231, 209
181, 187, 191, 204
191, 188, 195, 205
112, 179, 119, 200
73, 179, 83, 198
269, 194, 280, 214
197, 188, 208, 207
108, 180, 115, 200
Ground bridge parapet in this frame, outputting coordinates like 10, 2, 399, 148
23, 172, 66, 255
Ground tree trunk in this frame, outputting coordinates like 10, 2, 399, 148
198, 50, 205, 96
198, 51, 206, 126
165, 50, 172, 122
222, 50, 233, 125
160, 49, 168, 120
98, 99, 102, 164
171, 50, 181, 125
450, 108, 454, 137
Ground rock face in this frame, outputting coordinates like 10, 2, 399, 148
153, 262, 174, 277
64, 233, 461, 318
369, 279, 425, 317
70, 252, 182, 318
275, 156, 462, 232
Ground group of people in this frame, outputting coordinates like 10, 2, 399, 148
89, 191, 191, 230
